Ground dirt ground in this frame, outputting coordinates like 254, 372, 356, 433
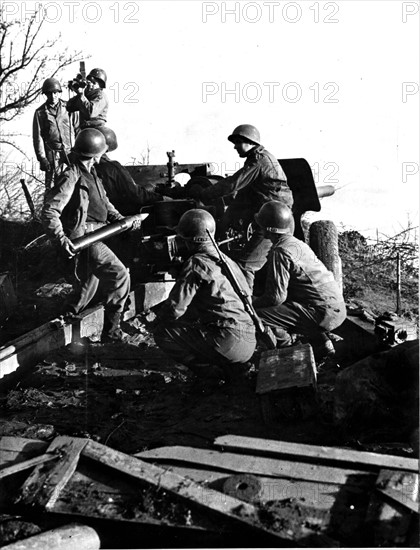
0, 321, 348, 454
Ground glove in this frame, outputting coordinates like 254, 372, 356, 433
39, 158, 51, 172
58, 235, 76, 258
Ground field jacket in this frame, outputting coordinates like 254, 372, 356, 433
66, 89, 108, 128
95, 155, 161, 215
33, 99, 79, 162
42, 160, 124, 241
200, 145, 293, 212
158, 250, 255, 331
254, 234, 345, 312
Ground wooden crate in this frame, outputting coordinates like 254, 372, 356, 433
256, 343, 318, 422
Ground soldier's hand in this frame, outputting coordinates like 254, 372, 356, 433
39, 158, 51, 172
131, 217, 143, 231
59, 235, 76, 258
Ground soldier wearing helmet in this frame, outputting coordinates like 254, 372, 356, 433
66, 68, 109, 129
95, 127, 162, 216
173, 124, 293, 290
153, 209, 256, 383
33, 77, 79, 193
42, 128, 134, 343
253, 201, 346, 359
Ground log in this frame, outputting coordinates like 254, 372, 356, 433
213, 435, 419, 472
309, 220, 342, 292
1, 523, 100, 550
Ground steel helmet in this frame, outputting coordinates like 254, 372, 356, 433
177, 209, 216, 243
87, 68, 107, 88
42, 78, 62, 94
73, 128, 107, 158
97, 127, 118, 152
228, 124, 261, 145
254, 201, 295, 234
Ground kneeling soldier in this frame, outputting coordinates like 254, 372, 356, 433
253, 201, 346, 359
153, 209, 257, 381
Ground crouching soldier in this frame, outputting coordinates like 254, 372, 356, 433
186, 125, 293, 291
253, 201, 346, 359
153, 209, 257, 382
42, 128, 137, 342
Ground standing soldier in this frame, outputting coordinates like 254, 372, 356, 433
33, 77, 79, 193
174, 125, 293, 290
42, 128, 139, 342
153, 209, 256, 383
66, 68, 108, 129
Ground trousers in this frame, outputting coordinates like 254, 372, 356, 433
257, 300, 346, 347
154, 322, 256, 375
67, 229, 130, 332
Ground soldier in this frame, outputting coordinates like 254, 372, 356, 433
66, 68, 108, 129
33, 77, 79, 192
153, 209, 257, 382
253, 201, 346, 359
95, 127, 162, 215
186, 125, 293, 290
42, 128, 140, 342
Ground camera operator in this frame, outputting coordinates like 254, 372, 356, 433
66, 68, 108, 129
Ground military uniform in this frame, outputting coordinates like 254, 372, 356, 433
154, 250, 256, 375
42, 159, 130, 336
33, 99, 79, 190
199, 145, 293, 289
66, 88, 108, 129
254, 233, 346, 347
95, 154, 161, 215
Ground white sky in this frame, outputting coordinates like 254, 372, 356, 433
3, 0, 420, 239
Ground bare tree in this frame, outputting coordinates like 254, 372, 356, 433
0, 4, 85, 150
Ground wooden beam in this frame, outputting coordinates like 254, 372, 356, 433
213, 435, 419, 472
16, 436, 88, 510
135, 446, 375, 486
82, 439, 292, 542
0, 307, 103, 380
0, 453, 58, 480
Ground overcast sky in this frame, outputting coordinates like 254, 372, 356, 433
4, 0, 420, 238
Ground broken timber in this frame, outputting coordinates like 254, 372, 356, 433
0, 306, 104, 380
213, 435, 419, 472
11, 436, 298, 545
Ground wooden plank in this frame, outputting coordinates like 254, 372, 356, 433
366, 469, 418, 545
0, 307, 103, 380
134, 461, 342, 509
82, 439, 292, 542
16, 436, 87, 509
134, 446, 375, 486
0, 453, 58, 480
213, 435, 419, 472
256, 344, 317, 394
0, 437, 49, 465
0, 272, 17, 323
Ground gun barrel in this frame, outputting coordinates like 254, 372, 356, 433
72, 214, 148, 252
316, 185, 335, 199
